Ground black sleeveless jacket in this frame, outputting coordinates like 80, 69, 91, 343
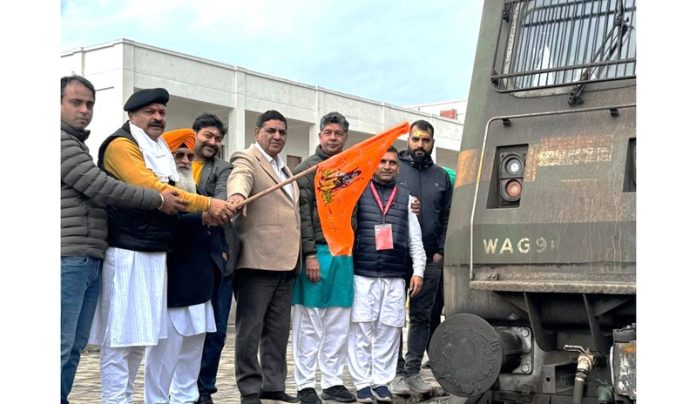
353, 179, 410, 278
97, 122, 177, 252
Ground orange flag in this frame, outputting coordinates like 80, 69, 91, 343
315, 121, 410, 256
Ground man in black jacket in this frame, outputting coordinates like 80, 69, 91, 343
60, 75, 186, 404
89, 89, 236, 404
392, 120, 453, 395
145, 128, 228, 404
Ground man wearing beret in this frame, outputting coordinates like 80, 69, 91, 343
88, 88, 236, 403
144, 129, 226, 404
60, 76, 188, 404
227, 110, 301, 404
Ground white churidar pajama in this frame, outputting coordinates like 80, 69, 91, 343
144, 302, 216, 403
99, 345, 146, 404
347, 275, 406, 390
292, 305, 351, 390
89, 248, 168, 404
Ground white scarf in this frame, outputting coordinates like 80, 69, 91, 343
129, 123, 179, 183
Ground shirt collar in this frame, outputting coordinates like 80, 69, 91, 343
254, 142, 286, 171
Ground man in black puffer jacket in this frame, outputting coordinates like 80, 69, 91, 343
60, 75, 186, 404
392, 120, 453, 396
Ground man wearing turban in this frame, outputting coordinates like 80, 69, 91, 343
143, 128, 227, 404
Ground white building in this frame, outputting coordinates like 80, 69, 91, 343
61, 38, 464, 170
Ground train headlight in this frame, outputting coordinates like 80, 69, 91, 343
504, 156, 523, 176
497, 150, 527, 206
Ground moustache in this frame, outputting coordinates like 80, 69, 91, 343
148, 121, 164, 128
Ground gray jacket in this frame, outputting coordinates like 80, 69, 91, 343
198, 157, 240, 276
60, 122, 162, 258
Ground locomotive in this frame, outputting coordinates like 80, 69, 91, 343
429, 1, 636, 403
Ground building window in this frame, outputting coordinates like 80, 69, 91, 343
287, 155, 302, 172
492, 0, 636, 93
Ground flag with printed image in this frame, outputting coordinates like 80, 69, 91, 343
315, 121, 410, 256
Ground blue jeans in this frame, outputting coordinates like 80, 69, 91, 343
61, 256, 102, 404
397, 260, 442, 376
197, 273, 234, 397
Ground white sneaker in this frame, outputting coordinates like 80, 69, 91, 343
406, 374, 432, 394
389, 375, 411, 396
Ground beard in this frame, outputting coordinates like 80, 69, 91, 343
176, 167, 197, 194
197, 142, 218, 158
408, 147, 429, 162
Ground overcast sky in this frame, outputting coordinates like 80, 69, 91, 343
60, 0, 484, 107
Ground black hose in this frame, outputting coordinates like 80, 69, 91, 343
573, 371, 586, 404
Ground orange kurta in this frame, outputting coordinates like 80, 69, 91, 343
102, 137, 209, 212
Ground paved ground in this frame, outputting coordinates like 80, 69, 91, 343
70, 319, 467, 403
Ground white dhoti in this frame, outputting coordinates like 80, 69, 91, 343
291, 305, 351, 390
144, 302, 216, 404
347, 275, 405, 390
89, 247, 169, 404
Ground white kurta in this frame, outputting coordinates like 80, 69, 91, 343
88, 123, 180, 349
89, 247, 168, 347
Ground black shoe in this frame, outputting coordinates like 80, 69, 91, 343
196, 394, 214, 404
241, 394, 262, 404
321, 385, 356, 403
298, 388, 323, 404
259, 391, 300, 403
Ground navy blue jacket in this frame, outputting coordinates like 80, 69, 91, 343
167, 212, 228, 307
353, 180, 411, 278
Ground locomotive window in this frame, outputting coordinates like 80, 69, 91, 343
492, 0, 636, 93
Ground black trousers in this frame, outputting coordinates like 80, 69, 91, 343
234, 269, 295, 396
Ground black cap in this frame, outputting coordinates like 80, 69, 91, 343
123, 88, 169, 112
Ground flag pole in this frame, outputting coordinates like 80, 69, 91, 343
231, 164, 317, 208
229, 120, 410, 210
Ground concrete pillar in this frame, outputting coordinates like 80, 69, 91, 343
228, 108, 245, 160
308, 124, 319, 154
431, 146, 439, 164
228, 70, 247, 160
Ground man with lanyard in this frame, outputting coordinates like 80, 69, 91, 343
88, 88, 235, 403
347, 146, 425, 403
392, 120, 453, 396
291, 112, 356, 404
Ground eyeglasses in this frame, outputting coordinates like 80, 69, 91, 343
174, 151, 195, 161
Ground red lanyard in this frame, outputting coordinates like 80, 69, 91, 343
370, 182, 398, 217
